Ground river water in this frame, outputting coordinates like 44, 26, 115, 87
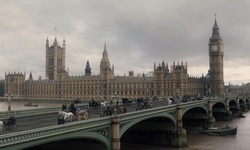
0, 100, 62, 111
1, 100, 250, 150
123, 112, 250, 150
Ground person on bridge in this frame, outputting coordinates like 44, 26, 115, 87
57, 115, 65, 125
68, 103, 77, 115
62, 104, 67, 111
123, 107, 127, 113
68, 103, 75, 111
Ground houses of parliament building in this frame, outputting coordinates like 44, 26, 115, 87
4, 19, 224, 101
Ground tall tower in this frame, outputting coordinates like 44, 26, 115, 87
85, 60, 92, 76
100, 42, 114, 100
45, 35, 66, 80
100, 42, 114, 80
208, 16, 224, 97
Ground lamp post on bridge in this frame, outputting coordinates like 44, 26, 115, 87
177, 89, 181, 105
113, 92, 118, 115
6, 92, 14, 112
208, 88, 211, 98
96, 90, 100, 100
146, 88, 149, 100
111, 91, 121, 150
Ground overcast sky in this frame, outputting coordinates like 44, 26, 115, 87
0, 0, 250, 85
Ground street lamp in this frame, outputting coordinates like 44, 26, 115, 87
113, 92, 118, 115
96, 90, 100, 100
146, 88, 149, 100
177, 89, 181, 104
5, 92, 14, 112
208, 88, 211, 98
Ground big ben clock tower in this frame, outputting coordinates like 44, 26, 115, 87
209, 17, 224, 97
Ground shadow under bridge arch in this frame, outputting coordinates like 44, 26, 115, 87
212, 102, 228, 121
182, 106, 208, 131
120, 113, 176, 147
23, 131, 109, 150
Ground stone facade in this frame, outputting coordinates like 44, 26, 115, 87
4, 19, 224, 101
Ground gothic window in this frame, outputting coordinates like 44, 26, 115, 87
57, 58, 62, 66
49, 58, 54, 66
176, 82, 180, 88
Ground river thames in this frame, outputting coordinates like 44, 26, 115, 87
1, 100, 250, 150
122, 111, 250, 150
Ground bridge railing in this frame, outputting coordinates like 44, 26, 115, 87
119, 97, 233, 123
180, 97, 238, 108
180, 99, 210, 108
0, 116, 111, 148
119, 104, 177, 122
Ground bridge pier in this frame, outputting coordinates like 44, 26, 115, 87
236, 98, 244, 117
174, 104, 188, 148
243, 98, 248, 112
208, 100, 215, 127
226, 98, 233, 120
111, 115, 120, 150
245, 98, 250, 110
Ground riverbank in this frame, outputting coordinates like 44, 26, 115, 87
0, 98, 94, 112
1, 98, 91, 104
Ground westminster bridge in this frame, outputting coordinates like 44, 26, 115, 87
0, 96, 249, 150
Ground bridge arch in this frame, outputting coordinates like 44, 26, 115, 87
182, 106, 208, 129
120, 113, 176, 137
182, 105, 208, 115
120, 113, 177, 147
229, 99, 238, 115
229, 99, 237, 106
239, 99, 244, 107
21, 131, 110, 150
211, 102, 228, 121
212, 101, 226, 107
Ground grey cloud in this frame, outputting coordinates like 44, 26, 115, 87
0, 0, 250, 85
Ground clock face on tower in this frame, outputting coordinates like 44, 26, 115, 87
211, 45, 218, 52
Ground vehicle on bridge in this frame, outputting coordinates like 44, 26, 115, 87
66, 102, 90, 121
73, 109, 89, 120
89, 99, 101, 108
136, 99, 153, 111
100, 105, 127, 117
99, 100, 127, 117
3, 116, 17, 131
122, 98, 133, 105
